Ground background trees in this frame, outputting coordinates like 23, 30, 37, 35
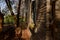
0, 0, 60, 40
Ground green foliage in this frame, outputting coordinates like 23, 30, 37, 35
19, 17, 25, 23
4, 15, 15, 24
4, 15, 26, 24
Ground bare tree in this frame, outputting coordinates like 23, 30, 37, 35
5, 0, 14, 15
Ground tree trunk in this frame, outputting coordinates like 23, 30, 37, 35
17, 0, 21, 27
5, 0, 14, 15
